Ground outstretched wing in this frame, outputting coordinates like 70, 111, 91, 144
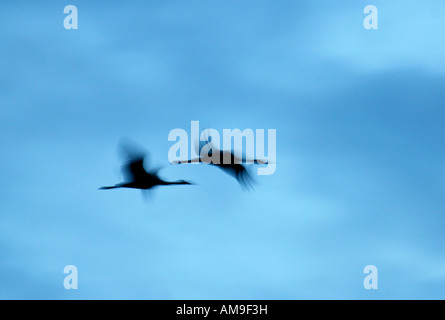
118, 138, 155, 181
235, 166, 256, 191
119, 138, 148, 162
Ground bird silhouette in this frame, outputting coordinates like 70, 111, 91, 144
99, 140, 192, 193
174, 139, 267, 190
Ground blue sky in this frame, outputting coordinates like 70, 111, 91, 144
1, 0, 445, 299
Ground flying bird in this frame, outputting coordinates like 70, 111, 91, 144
99, 140, 192, 193
174, 139, 267, 190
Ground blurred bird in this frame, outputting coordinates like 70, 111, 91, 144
174, 139, 267, 190
99, 139, 192, 193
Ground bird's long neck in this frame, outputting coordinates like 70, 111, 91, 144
99, 183, 127, 190
171, 180, 189, 185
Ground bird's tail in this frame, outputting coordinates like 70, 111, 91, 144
171, 158, 201, 164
